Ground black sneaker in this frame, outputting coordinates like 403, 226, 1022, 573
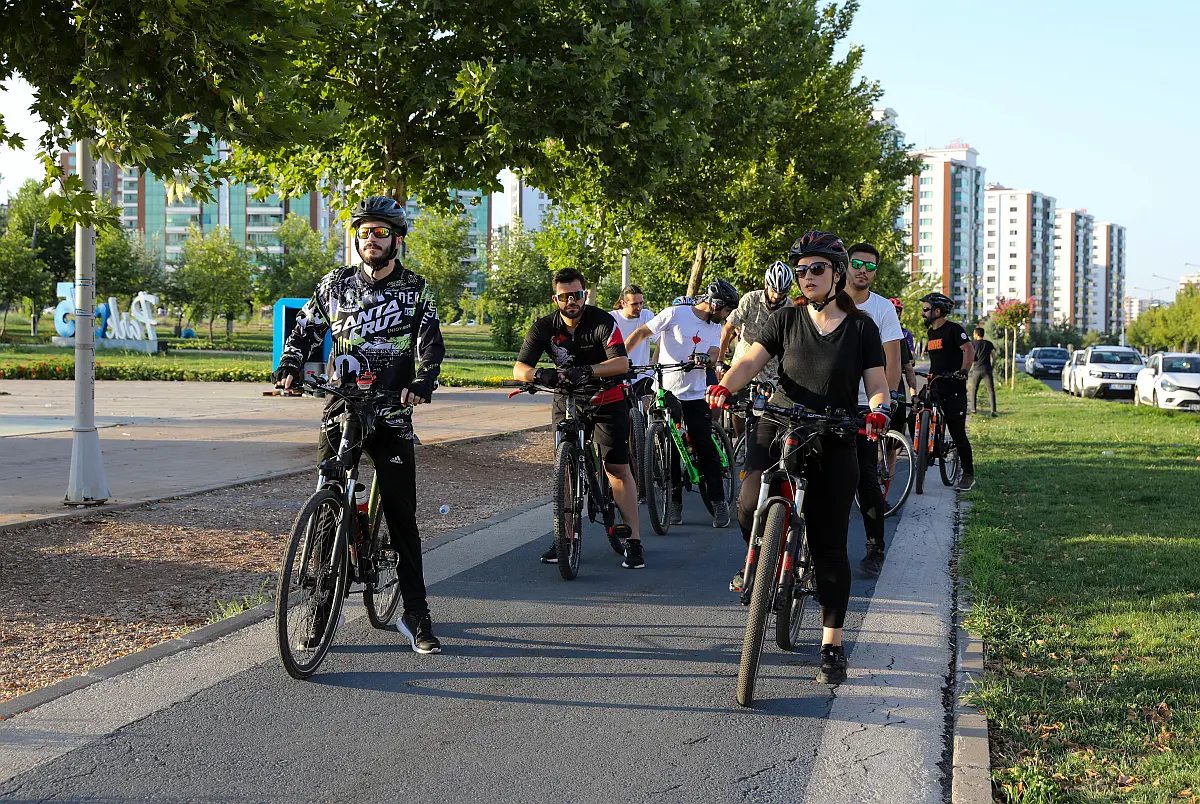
816, 644, 847, 684
669, 498, 684, 525
956, 473, 975, 492
398, 611, 442, 655
712, 500, 730, 528
730, 569, 745, 593
540, 543, 559, 563
622, 539, 645, 569
858, 548, 884, 578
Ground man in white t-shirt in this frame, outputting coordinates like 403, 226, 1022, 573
844, 242, 903, 578
610, 284, 657, 398
625, 279, 739, 528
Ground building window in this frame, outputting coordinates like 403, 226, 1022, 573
918, 205, 932, 212
919, 218, 933, 226
987, 253, 995, 260
987, 231, 995, 237
122, 192, 139, 204
919, 232, 932, 239
987, 207, 996, 213
919, 246, 933, 253
919, 177, 932, 185
919, 191, 932, 199
919, 259, 932, 267
1009, 230, 1018, 235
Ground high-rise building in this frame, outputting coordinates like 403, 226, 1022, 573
905, 142, 986, 318
981, 185, 1055, 325
403, 190, 493, 294
494, 170, 555, 234
1092, 222, 1126, 335
1124, 296, 1162, 324
1180, 272, 1200, 292
1052, 208, 1096, 329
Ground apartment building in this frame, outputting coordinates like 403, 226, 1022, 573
402, 189, 493, 294
905, 142, 986, 318
981, 185, 1055, 325
1092, 222, 1127, 335
1051, 208, 1096, 329
1124, 296, 1162, 324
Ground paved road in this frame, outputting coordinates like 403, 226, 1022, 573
0, 480, 958, 803
0, 381, 549, 527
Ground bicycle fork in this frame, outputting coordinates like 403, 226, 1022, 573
739, 475, 805, 606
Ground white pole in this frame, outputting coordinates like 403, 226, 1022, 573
64, 139, 111, 505
621, 248, 631, 288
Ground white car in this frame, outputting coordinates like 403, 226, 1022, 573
1062, 350, 1084, 394
1076, 346, 1144, 399
1135, 353, 1200, 410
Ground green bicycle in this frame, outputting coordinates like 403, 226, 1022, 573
633, 361, 737, 535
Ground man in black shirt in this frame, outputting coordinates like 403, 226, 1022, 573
514, 268, 644, 569
967, 327, 997, 417
919, 293, 975, 491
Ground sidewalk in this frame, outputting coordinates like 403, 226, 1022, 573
0, 380, 549, 528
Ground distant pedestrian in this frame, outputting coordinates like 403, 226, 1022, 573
967, 327, 997, 417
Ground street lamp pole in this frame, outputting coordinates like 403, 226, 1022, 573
64, 138, 111, 505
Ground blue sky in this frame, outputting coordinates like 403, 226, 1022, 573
846, 0, 1200, 297
3, 2, 1196, 297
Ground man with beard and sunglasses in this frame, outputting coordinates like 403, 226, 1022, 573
273, 195, 446, 655
513, 268, 645, 569
919, 292, 976, 491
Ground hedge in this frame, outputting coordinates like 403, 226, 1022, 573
162, 338, 271, 352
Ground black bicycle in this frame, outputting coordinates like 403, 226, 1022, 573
503, 378, 627, 579
731, 391, 868, 707
912, 371, 963, 494
274, 374, 402, 680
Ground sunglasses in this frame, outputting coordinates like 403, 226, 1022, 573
553, 290, 586, 303
850, 259, 878, 272
794, 262, 832, 278
356, 225, 395, 239
921, 307, 934, 313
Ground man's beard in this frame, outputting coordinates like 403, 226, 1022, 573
850, 276, 871, 292
560, 306, 582, 319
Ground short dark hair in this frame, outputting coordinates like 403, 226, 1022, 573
974, 327, 986, 337
552, 268, 586, 289
620, 284, 643, 299
846, 242, 880, 263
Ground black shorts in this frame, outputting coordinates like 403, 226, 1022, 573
551, 397, 630, 465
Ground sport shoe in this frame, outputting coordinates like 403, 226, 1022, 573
712, 500, 730, 528
730, 568, 745, 593
669, 498, 684, 525
540, 543, 559, 564
956, 473, 975, 492
398, 611, 442, 655
816, 644, 847, 684
858, 548, 884, 578
622, 539, 645, 569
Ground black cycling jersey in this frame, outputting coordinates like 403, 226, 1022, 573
925, 320, 970, 376
517, 305, 628, 370
280, 263, 445, 436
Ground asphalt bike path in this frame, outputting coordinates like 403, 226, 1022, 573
0, 481, 956, 802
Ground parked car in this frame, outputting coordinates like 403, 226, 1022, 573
1076, 346, 1144, 398
1025, 347, 1070, 378
1135, 353, 1200, 410
1062, 350, 1084, 394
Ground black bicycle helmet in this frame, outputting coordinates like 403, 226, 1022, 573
764, 260, 794, 302
920, 292, 955, 316
350, 195, 408, 268
788, 230, 849, 272
701, 278, 740, 310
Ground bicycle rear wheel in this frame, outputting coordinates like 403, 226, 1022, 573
940, 440, 962, 487
644, 420, 672, 535
878, 430, 915, 516
553, 442, 583, 579
364, 491, 401, 628
914, 410, 931, 495
629, 405, 647, 497
713, 422, 738, 507
736, 504, 785, 707
276, 488, 348, 679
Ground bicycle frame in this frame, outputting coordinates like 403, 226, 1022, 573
636, 362, 731, 486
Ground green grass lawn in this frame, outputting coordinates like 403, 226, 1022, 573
961, 375, 1200, 802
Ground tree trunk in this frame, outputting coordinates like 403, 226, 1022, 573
226, 315, 234, 339
30, 311, 39, 337
208, 314, 215, 341
1, 303, 8, 336
685, 243, 706, 298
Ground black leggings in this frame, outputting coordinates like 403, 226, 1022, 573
933, 382, 975, 476
855, 433, 885, 551
737, 418, 858, 629
319, 419, 428, 617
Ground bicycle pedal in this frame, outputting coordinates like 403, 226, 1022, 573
609, 524, 632, 539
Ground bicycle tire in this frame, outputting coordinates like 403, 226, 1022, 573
736, 504, 785, 708
629, 405, 648, 497
553, 442, 582, 580
878, 430, 915, 517
914, 409, 931, 495
713, 422, 738, 509
644, 420, 672, 535
276, 488, 349, 680
776, 513, 814, 651
733, 433, 747, 467
940, 442, 961, 487
364, 493, 401, 628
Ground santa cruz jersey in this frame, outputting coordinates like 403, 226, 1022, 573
517, 305, 627, 374
280, 264, 445, 436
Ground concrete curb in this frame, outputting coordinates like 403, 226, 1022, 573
951, 501, 992, 803
0, 423, 550, 536
0, 428, 552, 721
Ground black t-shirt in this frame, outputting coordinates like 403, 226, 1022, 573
926, 320, 970, 376
972, 338, 996, 372
517, 304, 627, 369
757, 307, 885, 413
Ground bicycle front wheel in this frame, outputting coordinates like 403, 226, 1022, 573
776, 512, 814, 651
878, 430, 915, 516
914, 410, 931, 495
364, 492, 401, 628
737, 504, 785, 707
644, 420, 672, 535
629, 404, 647, 498
940, 440, 962, 487
553, 442, 583, 580
276, 488, 349, 680
713, 422, 738, 508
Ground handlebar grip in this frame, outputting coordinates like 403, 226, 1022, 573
500, 379, 524, 387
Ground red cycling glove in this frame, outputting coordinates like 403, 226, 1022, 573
707, 384, 732, 409
865, 410, 890, 434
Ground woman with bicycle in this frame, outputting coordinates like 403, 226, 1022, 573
706, 231, 891, 685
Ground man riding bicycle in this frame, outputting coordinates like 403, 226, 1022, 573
919, 292, 976, 491
715, 261, 794, 439
626, 279, 740, 528
273, 195, 445, 655
513, 268, 644, 569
